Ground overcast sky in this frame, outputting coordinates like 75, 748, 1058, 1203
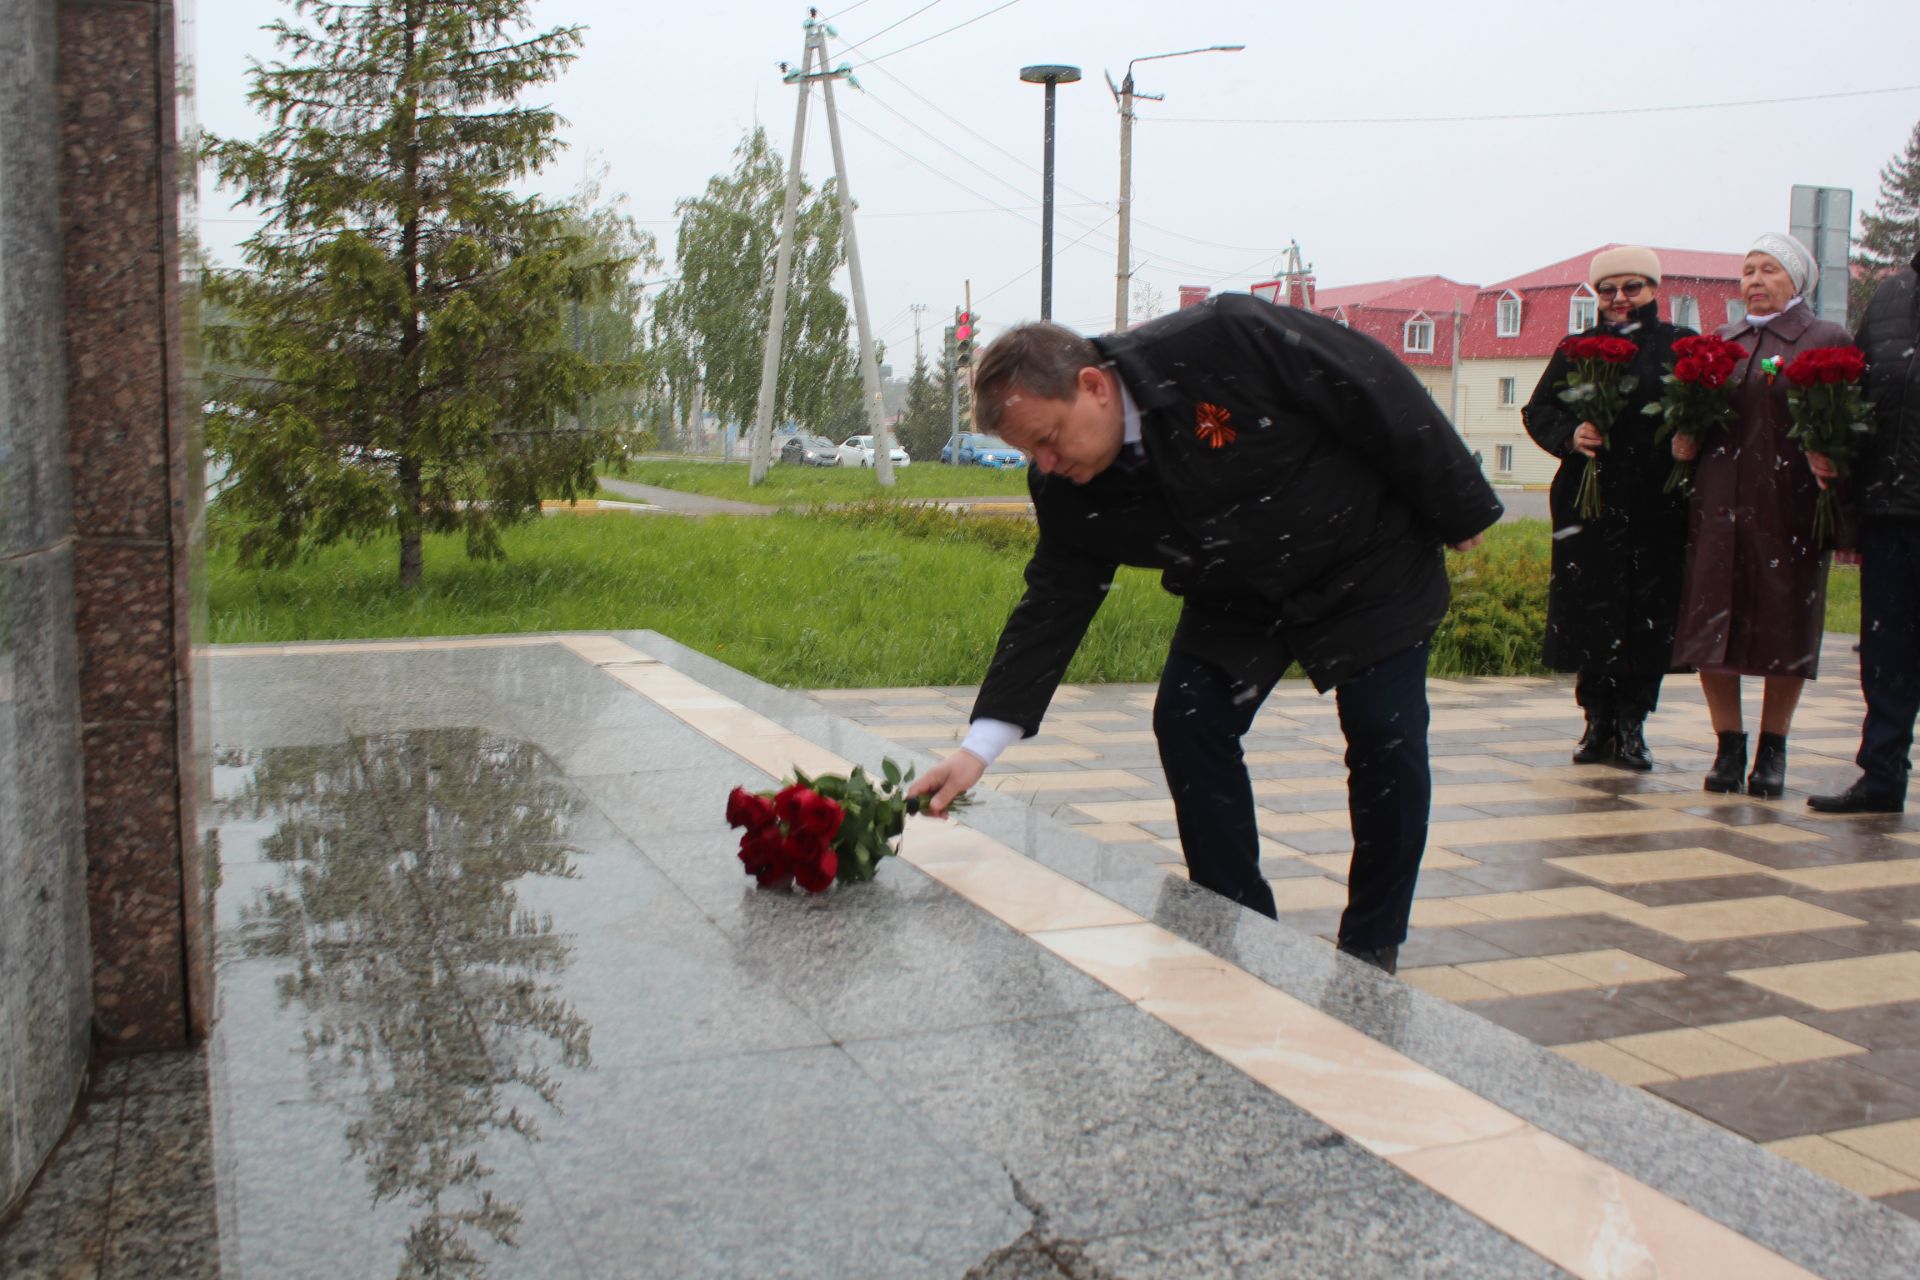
193, 0, 1920, 364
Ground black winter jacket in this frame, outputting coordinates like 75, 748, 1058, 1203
972, 295, 1503, 735
1855, 255, 1920, 521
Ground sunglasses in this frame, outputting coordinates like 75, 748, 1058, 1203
1595, 280, 1649, 300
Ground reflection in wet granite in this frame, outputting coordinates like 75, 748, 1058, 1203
219, 730, 590, 1278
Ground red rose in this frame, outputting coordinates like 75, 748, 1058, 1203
1594, 337, 1638, 364
1674, 357, 1703, 383
791, 831, 838, 894
727, 786, 777, 831
738, 827, 793, 888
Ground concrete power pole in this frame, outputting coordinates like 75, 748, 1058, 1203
817, 46, 895, 486
910, 302, 926, 367
748, 24, 816, 485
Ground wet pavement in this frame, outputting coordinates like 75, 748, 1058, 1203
5, 631, 1919, 1278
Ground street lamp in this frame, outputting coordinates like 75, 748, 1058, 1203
1109, 43, 1244, 330
1019, 63, 1081, 322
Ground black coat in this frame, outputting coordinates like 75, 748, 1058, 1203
1521, 302, 1693, 675
973, 294, 1503, 736
1854, 254, 1920, 521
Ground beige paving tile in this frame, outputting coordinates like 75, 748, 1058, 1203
1455, 957, 1599, 997
1447, 887, 1641, 921
1269, 877, 1352, 912
1430, 808, 1719, 847
1407, 899, 1497, 928
1730, 951, 1920, 1011
998, 742, 1098, 763
988, 769, 1149, 794
1400, 966, 1512, 1002
1390, 1128, 1817, 1280
1243, 748, 1342, 765
1827, 1118, 1920, 1179
1545, 848, 1768, 885
1702, 1017, 1865, 1065
1431, 779, 1610, 806
1071, 799, 1178, 823
1298, 847, 1477, 875
1551, 1041, 1678, 1087
866, 722, 966, 739
1769, 859, 1920, 893
1430, 754, 1532, 776
1613, 896, 1865, 942
1546, 949, 1684, 987
1731, 823, 1831, 845
1606, 1028, 1772, 1079
900, 824, 1138, 934
1764, 1135, 1920, 1198
1253, 809, 1345, 835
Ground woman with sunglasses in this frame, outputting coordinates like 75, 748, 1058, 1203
1524, 247, 1695, 771
1669, 233, 1854, 796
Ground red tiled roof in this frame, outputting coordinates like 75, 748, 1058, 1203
1489, 244, 1746, 292
1313, 275, 1481, 312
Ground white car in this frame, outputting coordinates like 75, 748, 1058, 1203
836, 434, 910, 468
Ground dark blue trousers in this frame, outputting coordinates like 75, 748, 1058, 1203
1855, 519, 1920, 795
1155, 642, 1432, 948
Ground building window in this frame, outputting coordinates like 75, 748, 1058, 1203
1403, 314, 1434, 354
1569, 286, 1597, 333
1727, 299, 1747, 325
1497, 376, 1517, 407
1673, 295, 1700, 330
1496, 290, 1523, 337
1496, 444, 1515, 472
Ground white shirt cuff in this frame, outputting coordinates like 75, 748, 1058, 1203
960, 718, 1025, 767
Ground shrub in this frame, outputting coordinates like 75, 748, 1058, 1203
1432, 523, 1551, 676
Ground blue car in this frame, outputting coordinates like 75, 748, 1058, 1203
939, 432, 1027, 468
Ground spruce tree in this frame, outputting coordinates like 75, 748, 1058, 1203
204, 0, 640, 587
1850, 119, 1920, 327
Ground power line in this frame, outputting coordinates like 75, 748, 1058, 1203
821, 0, 877, 20
1159, 83, 1920, 128
833, 0, 946, 58
855, 0, 1025, 68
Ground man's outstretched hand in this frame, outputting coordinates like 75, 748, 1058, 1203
907, 749, 987, 818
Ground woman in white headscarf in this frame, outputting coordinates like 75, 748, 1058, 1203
1670, 233, 1854, 796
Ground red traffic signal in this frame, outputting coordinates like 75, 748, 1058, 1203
955, 310, 973, 344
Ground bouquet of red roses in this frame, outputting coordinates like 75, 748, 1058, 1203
1782, 345, 1873, 548
1552, 334, 1640, 518
1641, 334, 1747, 492
725, 757, 974, 894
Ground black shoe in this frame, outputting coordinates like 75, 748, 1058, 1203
1336, 941, 1398, 975
1704, 731, 1747, 793
1807, 779, 1906, 813
1615, 719, 1654, 772
1748, 732, 1788, 798
1573, 717, 1618, 765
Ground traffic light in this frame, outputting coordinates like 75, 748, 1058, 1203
955, 309, 975, 368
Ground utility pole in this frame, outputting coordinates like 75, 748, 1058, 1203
910, 302, 927, 367
750, 14, 895, 486
748, 21, 815, 484
1019, 65, 1080, 322
1108, 44, 1244, 331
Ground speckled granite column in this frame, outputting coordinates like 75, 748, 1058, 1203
55, 0, 210, 1051
0, 0, 92, 1218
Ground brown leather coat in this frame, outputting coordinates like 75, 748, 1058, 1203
1671, 302, 1854, 677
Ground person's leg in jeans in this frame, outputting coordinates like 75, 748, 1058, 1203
1155, 648, 1282, 918
1856, 520, 1920, 795
1334, 642, 1433, 950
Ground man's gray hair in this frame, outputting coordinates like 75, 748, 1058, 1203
971, 322, 1100, 434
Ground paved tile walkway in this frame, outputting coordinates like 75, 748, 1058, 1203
6, 631, 1918, 1278
814, 633, 1920, 1222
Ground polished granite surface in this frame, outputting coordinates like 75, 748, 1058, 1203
6, 632, 1920, 1278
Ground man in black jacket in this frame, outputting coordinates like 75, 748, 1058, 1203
1809, 254, 1920, 813
907, 296, 1503, 972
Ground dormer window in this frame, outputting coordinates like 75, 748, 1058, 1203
1569, 285, 1597, 333
1403, 312, 1434, 354
1497, 290, 1523, 338
1331, 306, 1350, 328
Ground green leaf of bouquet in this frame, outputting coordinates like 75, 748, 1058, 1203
882, 758, 902, 787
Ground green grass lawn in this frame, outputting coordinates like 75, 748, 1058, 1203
603, 457, 1032, 505
210, 510, 1861, 689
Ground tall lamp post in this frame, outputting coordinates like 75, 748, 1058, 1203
1109, 43, 1243, 331
1019, 63, 1081, 321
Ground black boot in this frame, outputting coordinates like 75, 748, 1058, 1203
1748, 732, 1788, 798
1615, 717, 1653, 771
1704, 731, 1747, 793
1336, 940, 1399, 975
1573, 714, 1617, 765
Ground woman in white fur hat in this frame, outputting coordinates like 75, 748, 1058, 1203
1670, 233, 1854, 797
